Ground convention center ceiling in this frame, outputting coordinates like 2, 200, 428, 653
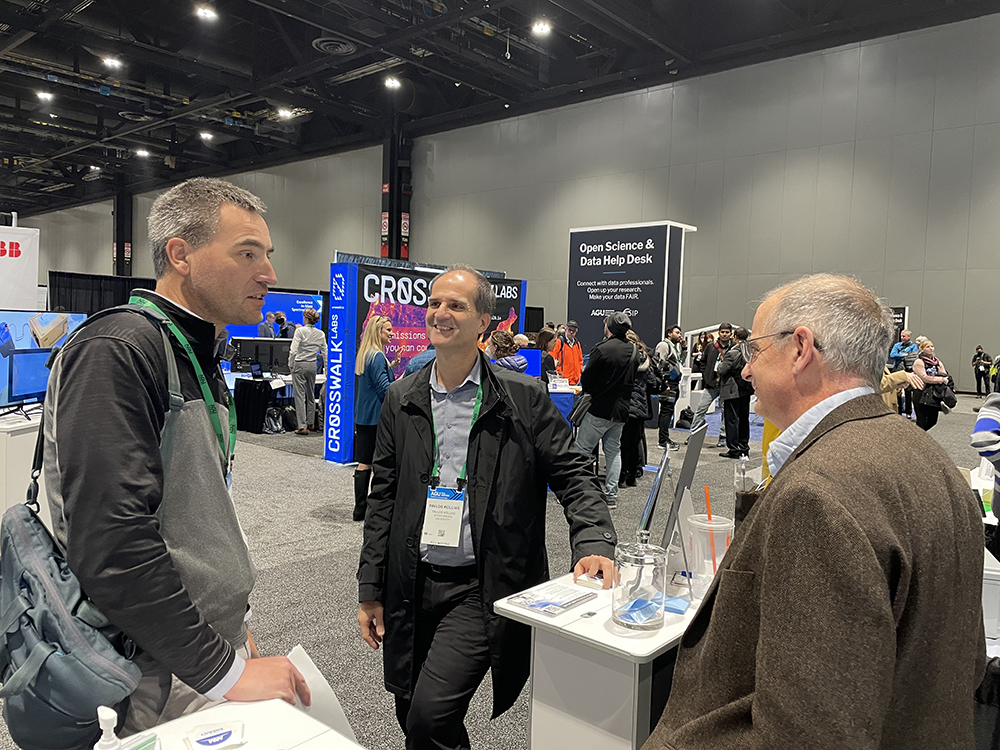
0, 0, 994, 215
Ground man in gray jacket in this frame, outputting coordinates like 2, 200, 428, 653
43, 178, 309, 734
645, 274, 984, 750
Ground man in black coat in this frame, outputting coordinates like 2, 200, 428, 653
689, 323, 733, 448
973, 346, 993, 397
357, 264, 616, 750
718, 327, 754, 458
575, 311, 639, 510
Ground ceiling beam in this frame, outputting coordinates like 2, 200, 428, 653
0, 0, 92, 56
550, 0, 691, 63
245, 0, 525, 100
0, 5, 384, 129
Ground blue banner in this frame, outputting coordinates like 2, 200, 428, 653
325, 263, 358, 463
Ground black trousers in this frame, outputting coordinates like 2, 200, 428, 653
395, 565, 491, 750
657, 392, 676, 446
914, 403, 939, 431
621, 417, 645, 480
723, 395, 751, 456
977, 369, 991, 396
898, 386, 913, 416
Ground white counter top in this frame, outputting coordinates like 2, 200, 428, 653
148, 699, 362, 750
494, 573, 697, 664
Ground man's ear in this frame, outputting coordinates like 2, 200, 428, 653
164, 237, 193, 277
790, 326, 819, 374
478, 314, 491, 335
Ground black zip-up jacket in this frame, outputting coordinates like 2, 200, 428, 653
580, 334, 637, 422
42, 291, 240, 694
702, 339, 733, 390
357, 353, 616, 716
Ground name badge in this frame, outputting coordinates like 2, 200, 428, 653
421, 487, 465, 548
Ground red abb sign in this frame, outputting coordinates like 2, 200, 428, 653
0, 241, 22, 258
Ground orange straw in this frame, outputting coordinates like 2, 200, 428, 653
704, 485, 718, 574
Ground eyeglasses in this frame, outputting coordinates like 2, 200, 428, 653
738, 330, 823, 364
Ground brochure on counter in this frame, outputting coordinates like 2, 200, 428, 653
506, 580, 598, 617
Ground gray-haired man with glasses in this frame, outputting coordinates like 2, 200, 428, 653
644, 273, 984, 750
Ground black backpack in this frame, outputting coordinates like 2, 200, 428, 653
263, 407, 285, 434
675, 407, 694, 430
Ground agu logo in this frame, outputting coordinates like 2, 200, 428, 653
195, 730, 233, 746
0, 241, 21, 258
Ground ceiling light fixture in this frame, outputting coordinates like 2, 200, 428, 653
200, 131, 214, 140
531, 20, 551, 36
277, 108, 294, 119
103, 57, 122, 69
384, 77, 402, 89
135, 149, 150, 157
48, 113, 58, 118
504, 104, 510, 108
195, 6, 218, 20
90, 165, 101, 171
37, 92, 53, 101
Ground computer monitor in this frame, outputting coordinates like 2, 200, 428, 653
659, 423, 708, 548
8, 348, 53, 404
230, 337, 292, 376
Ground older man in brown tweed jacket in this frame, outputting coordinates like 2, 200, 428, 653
645, 274, 985, 750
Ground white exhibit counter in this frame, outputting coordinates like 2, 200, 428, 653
146, 698, 363, 750
0, 412, 50, 528
494, 573, 697, 750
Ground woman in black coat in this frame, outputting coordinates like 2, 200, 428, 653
620, 330, 652, 486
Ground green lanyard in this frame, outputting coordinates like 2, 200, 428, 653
430, 381, 483, 490
129, 296, 236, 475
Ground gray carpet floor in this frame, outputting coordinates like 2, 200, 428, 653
0, 394, 988, 749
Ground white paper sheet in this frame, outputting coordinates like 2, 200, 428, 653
287, 645, 358, 744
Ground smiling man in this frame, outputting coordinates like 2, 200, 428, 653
358, 263, 616, 750
644, 274, 985, 750
42, 178, 310, 737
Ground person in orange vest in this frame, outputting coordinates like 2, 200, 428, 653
553, 320, 583, 384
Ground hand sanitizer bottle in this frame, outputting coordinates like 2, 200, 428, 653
94, 706, 122, 750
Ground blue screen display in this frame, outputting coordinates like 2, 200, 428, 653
225, 291, 323, 340
0, 310, 87, 407
9, 349, 52, 402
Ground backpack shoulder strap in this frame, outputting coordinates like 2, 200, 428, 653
26, 304, 182, 511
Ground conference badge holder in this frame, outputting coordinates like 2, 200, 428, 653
421, 485, 464, 548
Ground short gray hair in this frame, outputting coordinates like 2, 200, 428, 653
762, 274, 894, 387
429, 263, 496, 316
148, 177, 267, 278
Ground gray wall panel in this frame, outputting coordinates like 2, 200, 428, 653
687, 160, 724, 277
848, 138, 892, 272
671, 80, 701, 165
969, 123, 1000, 269
856, 41, 897, 142
812, 142, 855, 274
885, 132, 933, 271
975, 15, 1000, 125
779, 147, 819, 275
20, 201, 114, 284
786, 55, 825, 150
933, 22, 979, 130
925, 126, 974, 270
754, 60, 791, 155
748, 152, 785, 275
719, 156, 754, 272
893, 33, 937, 136
820, 47, 861, 146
